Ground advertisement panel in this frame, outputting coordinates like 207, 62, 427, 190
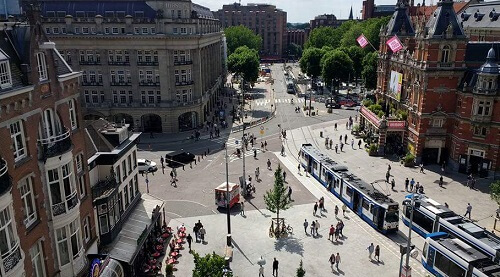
388, 71, 403, 101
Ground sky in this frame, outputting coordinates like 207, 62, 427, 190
196, 0, 410, 23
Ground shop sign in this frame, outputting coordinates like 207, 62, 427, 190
388, 121, 405, 130
90, 258, 102, 277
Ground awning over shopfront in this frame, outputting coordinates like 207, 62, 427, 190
360, 106, 381, 128
107, 194, 164, 264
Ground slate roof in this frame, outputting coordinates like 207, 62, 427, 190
0, 26, 31, 95
459, 42, 500, 90
385, 2, 415, 36
39, 1, 157, 19
460, 1, 500, 29
425, 0, 465, 38
192, 3, 214, 19
85, 118, 116, 155
465, 42, 500, 63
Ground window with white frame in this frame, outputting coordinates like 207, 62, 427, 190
47, 162, 78, 216
68, 99, 77, 130
0, 60, 12, 88
20, 176, 37, 227
112, 27, 118, 34
133, 151, 137, 168
10, 121, 26, 161
432, 118, 444, 128
148, 91, 155, 103
84, 90, 90, 103
156, 91, 161, 103
36, 52, 48, 81
92, 91, 99, 104
69, 219, 81, 258
112, 90, 118, 104
0, 206, 20, 261
30, 241, 47, 277
473, 126, 487, 137
174, 70, 179, 83
141, 91, 146, 104
134, 27, 140, 34
78, 175, 86, 199
129, 180, 134, 202
127, 155, 132, 174
122, 160, 127, 180
75, 154, 83, 173
120, 90, 127, 104
55, 218, 82, 267
124, 184, 129, 207
441, 45, 450, 63
474, 100, 492, 116
134, 174, 139, 195
128, 91, 133, 103
141, 27, 148, 34
83, 216, 90, 243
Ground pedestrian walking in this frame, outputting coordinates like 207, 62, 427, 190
405, 178, 409, 191
387, 164, 391, 174
345, 121, 348, 129
298, 164, 301, 174
315, 220, 320, 235
261, 142, 264, 150
281, 145, 285, 156
391, 178, 396, 191
342, 204, 347, 217
375, 245, 380, 262
439, 176, 444, 187
415, 182, 420, 193
264, 141, 268, 150
160, 156, 164, 167
310, 220, 316, 236
329, 139, 333, 149
336, 221, 343, 239
259, 265, 264, 277
329, 253, 335, 271
339, 135, 342, 143
240, 201, 245, 216
464, 203, 472, 219
303, 219, 308, 234
199, 227, 206, 243
255, 167, 260, 181
358, 139, 362, 149
410, 178, 415, 191
313, 202, 318, 216
272, 258, 279, 277
187, 233, 193, 251
344, 134, 348, 144
420, 163, 425, 173
288, 186, 292, 201
335, 253, 341, 270
340, 142, 344, 152
335, 205, 339, 218
267, 159, 272, 170
329, 225, 335, 241
334, 123, 337, 130
335, 144, 338, 153
351, 138, 354, 149
367, 243, 375, 260
385, 171, 390, 183
283, 171, 287, 182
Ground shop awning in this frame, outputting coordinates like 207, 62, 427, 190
108, 194, 164, 264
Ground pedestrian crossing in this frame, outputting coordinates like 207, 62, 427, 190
209, 137, 264, 162
254, 98, 306, 106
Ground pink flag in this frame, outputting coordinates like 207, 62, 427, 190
386, 36, 403, 53
356, 34, 369, 48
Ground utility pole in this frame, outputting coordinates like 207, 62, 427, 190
399, 193, 415, 277
241, 79, 247, 196
309, 77, 313, 116
225, 145, 232, 246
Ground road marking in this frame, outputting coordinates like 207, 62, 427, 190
163, 199, 210, 208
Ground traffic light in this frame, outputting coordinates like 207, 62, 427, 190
399, 243, 415, 255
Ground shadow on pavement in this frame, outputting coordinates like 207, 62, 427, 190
274, 236, 304, 256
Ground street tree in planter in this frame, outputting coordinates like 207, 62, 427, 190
296, 260, 306, 277
192, 251, 232, 277
227, 46, 260, 85
264, 164, 292, 238
490, 181, 500, 207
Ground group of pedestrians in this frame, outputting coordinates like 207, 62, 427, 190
367, 243, 381, 262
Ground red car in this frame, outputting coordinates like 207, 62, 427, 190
338, 99, 356, 107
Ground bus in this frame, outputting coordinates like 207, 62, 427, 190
402, 194, 500, 262
286, 79, 295, 94
422, 232, 500, 277
299, 144, 399, 233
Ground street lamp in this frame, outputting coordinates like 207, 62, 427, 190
399, 193, 416, 277
145, 171, 150, 193
225, 145, 232, 246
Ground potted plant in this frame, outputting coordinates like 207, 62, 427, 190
165, 264, 174, 277
403, 153, 415, 167
351, 124, 360, 136
368, 143, 378, 156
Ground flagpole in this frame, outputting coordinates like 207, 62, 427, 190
358, 33, 378, 51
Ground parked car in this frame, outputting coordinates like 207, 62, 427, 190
325, 99, 341, 108
138, 159, 157, 173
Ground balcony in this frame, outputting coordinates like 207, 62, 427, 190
79, 61, 101, 65
137, 61, 159, 66
108, 61, 130, 66
52, 192, 79, 217
81, 82, 103, 87
175, 80, 194, 86
110, 81, 132, 86
91, 178, 118, 205
174, 60, 193, 66
139, 81, 160, 87
38, 128, 72, 161
470, 114, 492, 123
3, 244, 22, 273
0, 158, 12, 196
438, 62, 452, 68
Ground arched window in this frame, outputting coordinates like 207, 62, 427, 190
441, 45, 451, 63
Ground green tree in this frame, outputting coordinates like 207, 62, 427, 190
362, 17, 390, 51
296, 260, 306, 277
340, 24, 364, 48
287, 43, 303, 59
347, 46, 364, 82
362, 52, 378, 89
264, 165, 291, 237
299, 47, 323, 79
320, 50, 354, 88
227, 46, 260, 84
304, 27, 339, 49
192, 251, 232, 277
490, 180, 500, 206
224, 25, 262, 55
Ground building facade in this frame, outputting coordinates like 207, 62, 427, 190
38, 0, 225, 133
362, 0, 396, 20
0, 8, 96, 277
213, 3, 287, 58
286, 29, 306, 48
363, 0, 500, 178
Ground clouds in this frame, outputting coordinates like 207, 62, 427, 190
197, 0, 399, 22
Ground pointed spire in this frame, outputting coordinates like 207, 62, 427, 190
479, 47, 499, 74
349, 6, 353, 20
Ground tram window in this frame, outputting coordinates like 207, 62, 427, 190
313, 162, 317, 170
422, 242, 428, 259
362, 200, 370, 210
434, 251, 466, 277
346, 187, 352, 197
369, 204, 374, 214
412, 211, 434, 233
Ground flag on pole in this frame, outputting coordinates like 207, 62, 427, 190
356, 34, 369, 48
386, 36, 403, 53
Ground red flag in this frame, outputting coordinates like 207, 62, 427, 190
356, 34, 369, 48
386, 36, 403, 53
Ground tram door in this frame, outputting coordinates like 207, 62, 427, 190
352, 192, 361, 214
372, 206, 384, 230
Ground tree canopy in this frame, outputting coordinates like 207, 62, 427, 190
192, 251, 232, 277
287, 43, 303, 58
304, 27, 340, 50
299, 47, 323, 78
264, 164, 291, 235
362, 52, 378, 90
227, 46, 260, 84
320, 50, 354, 85
347, 46, 364, 79
490, 180, 500, 207
224, 25, 262, 55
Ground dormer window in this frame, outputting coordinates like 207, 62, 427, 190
0, 60, 12, 89
36, 52, 48, 81
441, 45, 450, 63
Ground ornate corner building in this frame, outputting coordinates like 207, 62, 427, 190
372, 0, 500, 178
0, 6, 97, 277
37, 0, 225, 133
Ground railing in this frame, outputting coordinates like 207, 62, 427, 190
81, 82, 103, 86
139, 81, 160, 86
470, 114, 492, 123
79, 61, 101, 65
175, 80, 194, 86
174, 60, 193, 66
108, 61, 130, 66
3, 244, 21, 273
52, 202, 66, 216
38, 128, 72, 160
0, 158, 11, 196
91, 178, 118, 203
67, 193, 79, 210
110, 81, 132, 86
137, 61, 159, 66
438, 62, 452, 68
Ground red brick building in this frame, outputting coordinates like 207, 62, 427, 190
0, 7, 96, 277
363, 0, 500, 178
